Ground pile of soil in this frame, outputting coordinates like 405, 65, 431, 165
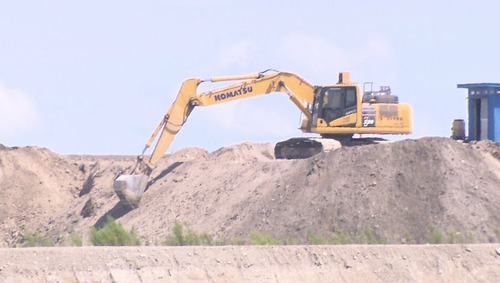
1, 137, 499, 247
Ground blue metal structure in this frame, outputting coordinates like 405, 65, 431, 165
457, 83, 500, 142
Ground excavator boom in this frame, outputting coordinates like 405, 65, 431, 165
147, 70, 316, 166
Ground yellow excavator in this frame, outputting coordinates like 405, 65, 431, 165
114, 69, 412, 208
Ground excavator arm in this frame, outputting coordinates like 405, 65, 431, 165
114, 70, 317, 208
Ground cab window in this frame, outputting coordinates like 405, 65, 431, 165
345, 89, 356, 108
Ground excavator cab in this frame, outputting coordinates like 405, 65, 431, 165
306, 72, 362, 137
312, 86, 358, 126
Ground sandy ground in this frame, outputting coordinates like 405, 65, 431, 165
1, 244, 499, 283
1, 137, 500, 281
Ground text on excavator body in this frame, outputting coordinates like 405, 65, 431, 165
214, 86, 253, 102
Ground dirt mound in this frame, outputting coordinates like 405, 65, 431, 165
287, 137, 500, 243
0, 137, 500, 248
0, 145, 86, 246
469, 140, 500, 161
210, 142, 275, 162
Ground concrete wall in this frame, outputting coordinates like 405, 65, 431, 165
1, 245, 499, 283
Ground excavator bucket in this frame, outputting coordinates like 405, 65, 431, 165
113, 174, 149, 209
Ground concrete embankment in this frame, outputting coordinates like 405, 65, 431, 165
1, 244, 499, 282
